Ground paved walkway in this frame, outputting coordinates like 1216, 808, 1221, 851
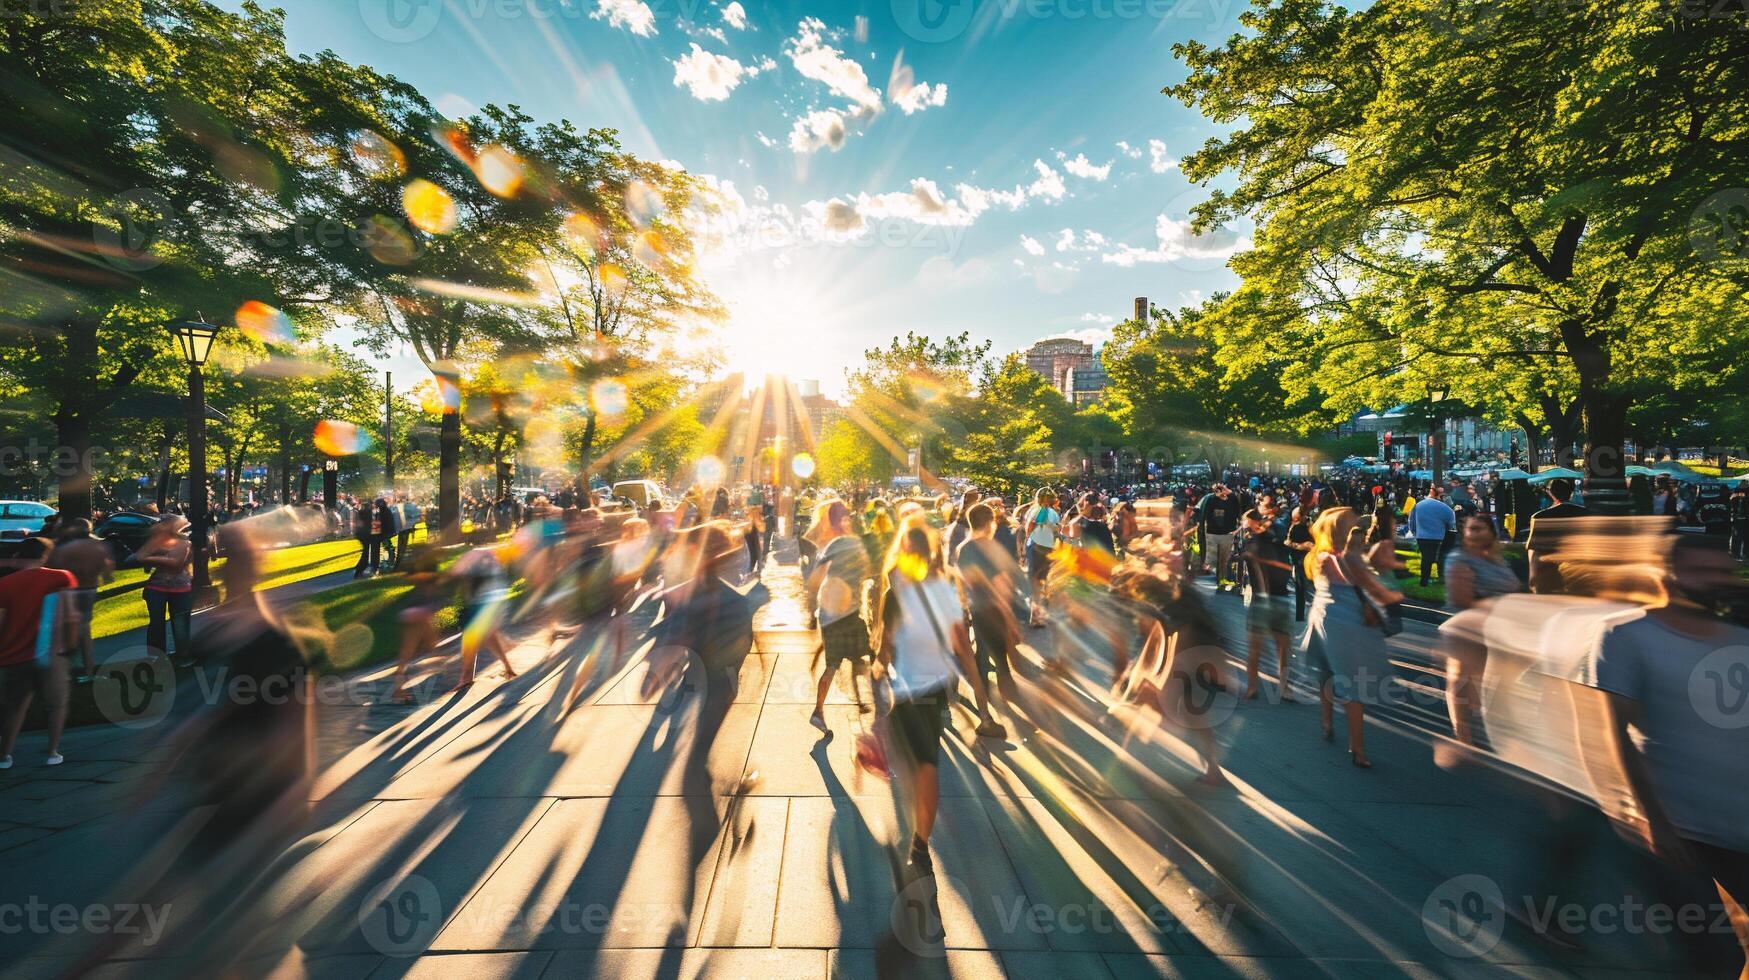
0, 550, 1729, 979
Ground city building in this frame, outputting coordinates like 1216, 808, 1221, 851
1023, 336, 1108, 406
1025, 337, 1094, 382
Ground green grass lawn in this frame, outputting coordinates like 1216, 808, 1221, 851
91, 531, 427, 639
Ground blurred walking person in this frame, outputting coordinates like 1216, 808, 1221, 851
139, 515, 195, 664
873, 520, 995, 872
1301, 508, 1403, 768
47, 518, 111, 684
0, 538, 79, 768
805, 500, 875, 731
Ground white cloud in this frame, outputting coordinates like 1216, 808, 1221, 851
1061, 153, 1111, 181
1149, 139, 1176, 173
754, 185, 769, 201
1100, 212, 1251, 267
593, 0, 657, 36
809, 197, 864, 234
672, 45, 768, 101
788, 108, 852, 153
694, 25, 727, 43
755, 131, 778, 148
1027, 160, 1066, 201
786, 18, 882, 112
1020, 235, 1045, 256
1116, 141, 1142, 159
854, 15, 869, 43
722, 1, 747, 29
956, 183, 1026, 216
1055, 229, 1076, 251
887, 52, 948, 116
1079, 312, 1118, 325
892, 79, 948, 114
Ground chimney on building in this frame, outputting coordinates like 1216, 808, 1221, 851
1134, 296, 1149, 322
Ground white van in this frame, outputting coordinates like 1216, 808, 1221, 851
611, 480, 667, 509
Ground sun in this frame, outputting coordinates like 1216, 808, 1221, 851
713, 269, 857, 394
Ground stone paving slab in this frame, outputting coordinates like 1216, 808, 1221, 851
0, 557, 1710, 979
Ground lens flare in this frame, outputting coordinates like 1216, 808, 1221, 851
235, 301, 295, 345
419, 375, 462, 415
590, 378, 629, 418
599, 263, 627, 295
695, 455, 725, 486
632, 229, 670, 268
791, 453, 817, 479
562, 212, 603, 258
432, 123, 476, 165
313, 419, 373, 456
474, 145, 523, 198
360, 215, 418, 265
403, 179, 456, 234
349, 130, 405, 178
625, 179, 664, 227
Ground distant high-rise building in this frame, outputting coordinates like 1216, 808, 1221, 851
1134, 296, 1149, 322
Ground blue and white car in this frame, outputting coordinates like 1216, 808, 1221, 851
0, 500, 55, 537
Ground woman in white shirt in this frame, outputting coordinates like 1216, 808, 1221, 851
1022, 487, 1061, 627
872, 519, 995, 873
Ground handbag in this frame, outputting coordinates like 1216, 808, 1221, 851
1344, 555, 1403, 637
1352, 584, 1404, 637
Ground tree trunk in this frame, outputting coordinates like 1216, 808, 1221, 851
438, 409, 461, 541
278, 419, 292, 504
1580, 390, 1632, 514
53, 410, 94, 521
577, 409, 597, 497
297, 467, 312, 503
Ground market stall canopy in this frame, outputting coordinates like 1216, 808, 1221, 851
1526, 467, 1584, 485
1648, 460, 1706, 483
1492, 468, 1533, 481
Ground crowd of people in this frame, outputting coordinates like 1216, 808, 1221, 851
0, 465, 1745, 973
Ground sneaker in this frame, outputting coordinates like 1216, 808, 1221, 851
908, 836, 933, 872
0, 755, 11, 770
44, 754, 63, 766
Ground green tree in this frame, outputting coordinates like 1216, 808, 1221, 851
1171, 0, 1749, 509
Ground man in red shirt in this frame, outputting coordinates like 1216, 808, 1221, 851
0, 537, 79, 768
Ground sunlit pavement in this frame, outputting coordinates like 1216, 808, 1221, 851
0, 552, 1721, 979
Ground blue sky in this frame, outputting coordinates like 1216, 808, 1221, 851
274, 0, 1252, 395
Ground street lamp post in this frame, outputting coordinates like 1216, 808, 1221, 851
1428, 384, 1450, 489
170, 319, 221, 605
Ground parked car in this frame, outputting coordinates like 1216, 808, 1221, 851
611, 480, 668, 509
94, 511, 168, 563
0, 500, 55, 537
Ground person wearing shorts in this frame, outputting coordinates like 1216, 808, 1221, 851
1239, 508, 1297, 702
873, 521, 993, 873
1023, 488, 1061, 628
806, 500, 874, 731
955, 503, 1021, 708
0, 538, 78, 768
